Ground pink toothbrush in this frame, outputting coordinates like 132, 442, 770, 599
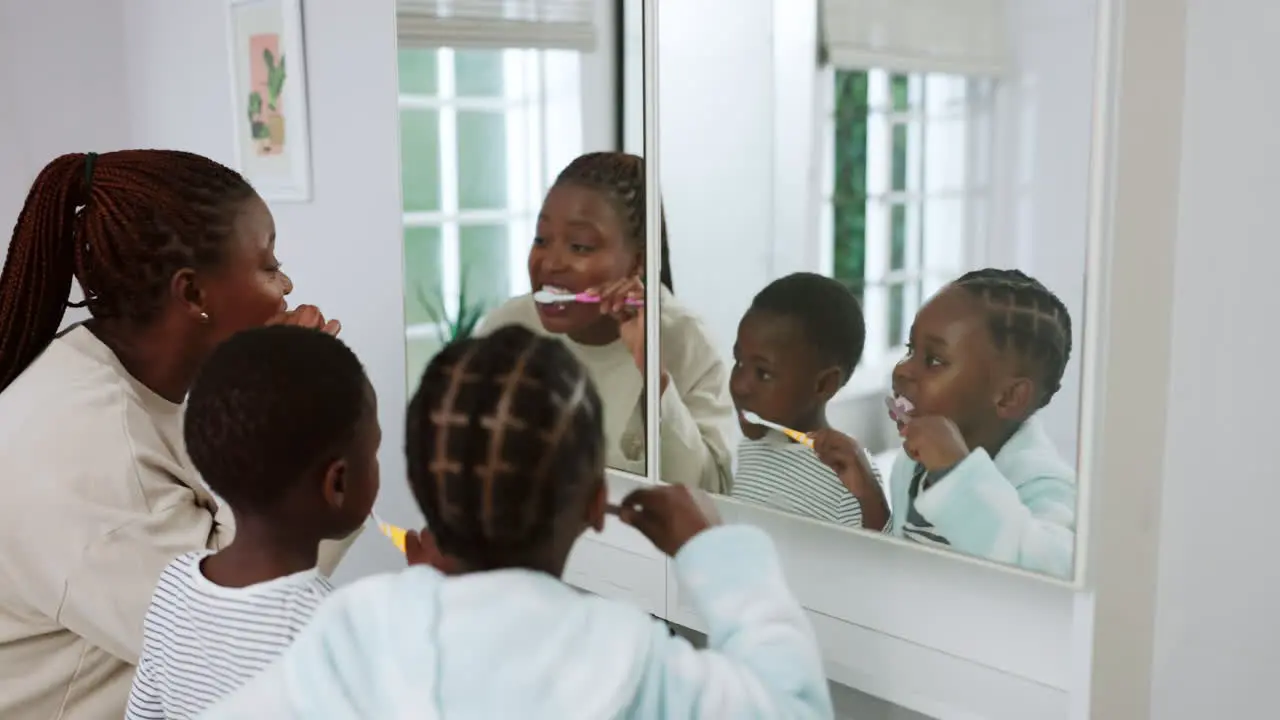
532, 289, 644, 307
885, 395, 914, 424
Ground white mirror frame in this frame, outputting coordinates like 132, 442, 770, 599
562, 0, 1185, 715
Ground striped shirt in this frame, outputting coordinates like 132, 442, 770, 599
124, 550, 332, 720
902, 463, 952, 547
731, 432, 885, 529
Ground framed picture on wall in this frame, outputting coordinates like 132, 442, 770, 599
226, 0, 312, 202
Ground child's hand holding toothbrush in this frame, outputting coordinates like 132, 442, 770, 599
900, 416, 969, 474
404, 527, 458, 574
810, 429, 889, 530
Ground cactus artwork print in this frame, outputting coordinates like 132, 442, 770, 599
246, 33, 287, 156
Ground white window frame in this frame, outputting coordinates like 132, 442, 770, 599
399, 47, 585, 342
818, 66, 995, 397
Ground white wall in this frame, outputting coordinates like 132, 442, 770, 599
656, 0, 775, 356
1150, 0, 1280, 714
990, 0, 1097, 463
0, 0, 131, 243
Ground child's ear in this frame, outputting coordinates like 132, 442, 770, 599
994, 377, 1036, 420
814, 365, 844, 403
320, 458, 349, 511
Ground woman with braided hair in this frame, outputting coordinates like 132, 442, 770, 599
202, 325, 832, 719
0, 150, 356, 720
887, 268, 1077, 578
480, 152, 735, 492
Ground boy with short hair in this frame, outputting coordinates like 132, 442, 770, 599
729, 273, 889, 530
125, 325, 382, 720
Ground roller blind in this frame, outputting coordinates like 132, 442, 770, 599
821, 0, 1008, 76
397, 0, 597, 51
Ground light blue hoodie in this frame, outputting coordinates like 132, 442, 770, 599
888, 415, 1077, 578
199, 525, 833, 719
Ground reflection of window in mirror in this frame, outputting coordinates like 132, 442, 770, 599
819, 69, 994, 412
398, 47, 587, 391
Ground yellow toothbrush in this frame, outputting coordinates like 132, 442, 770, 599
370, 511, 407, 553
740, 411, 815, 449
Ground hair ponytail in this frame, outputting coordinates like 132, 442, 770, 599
0, 149, 255, 395
658, 210, 673, 293
0, 154, 88, 393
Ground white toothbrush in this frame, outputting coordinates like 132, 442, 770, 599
740, 410, 815, 449
532, 289, 643, 307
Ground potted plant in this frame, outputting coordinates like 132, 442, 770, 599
418, 277, 487, 348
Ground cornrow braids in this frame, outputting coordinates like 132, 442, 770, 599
405, 325, 605, 569
954, 268, 1073, 408
0, 150, 256, 393
553, 152, 674, 292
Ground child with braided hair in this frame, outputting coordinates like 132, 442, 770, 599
0, 150, 351, 720
202, 325, 833, 720
480, 152, 735, 493
888, 268, 1077, 578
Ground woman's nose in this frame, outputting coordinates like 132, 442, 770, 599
541, 247, 570, 272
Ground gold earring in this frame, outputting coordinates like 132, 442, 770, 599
199, 311, 210, 323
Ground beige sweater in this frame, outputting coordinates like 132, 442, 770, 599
0, 325, 357, 720
479, 288, 734, 492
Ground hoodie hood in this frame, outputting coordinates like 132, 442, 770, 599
275, 565, 659, 720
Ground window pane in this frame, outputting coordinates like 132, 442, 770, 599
891, 74, 910, 111
457, 111, 508, 210
890, 203, 907, 270
403, 225, 443, 326
398, 48, 438, 96
459, 224, 511, 310
401, 110, 442, 212
888, 282, 907, 348
892, 124, 908, 191
832, 71, 869, 299
406, 335, 444, 395
455, 49, 505, 97
922, 196, 965, 278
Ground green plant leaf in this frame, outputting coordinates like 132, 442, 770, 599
247, 91, 263, 121
416, 272, 488, 347
251, 121, 270, 139
268, 54, 287, 105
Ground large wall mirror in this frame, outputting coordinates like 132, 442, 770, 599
647, 0, 1098, 584
394, 0, 658, 479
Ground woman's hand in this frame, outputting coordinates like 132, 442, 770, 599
811, 428, 889, 530
900, 416, 969, 473
592, 277, 669, 392
615, 485, 721, 557
269, 304, 341, 336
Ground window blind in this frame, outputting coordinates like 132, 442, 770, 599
397, 0, 597, 52
820, 0, 1008, 76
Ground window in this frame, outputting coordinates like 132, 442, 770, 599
398, 46, 584, 390
821, 68, 994, 387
